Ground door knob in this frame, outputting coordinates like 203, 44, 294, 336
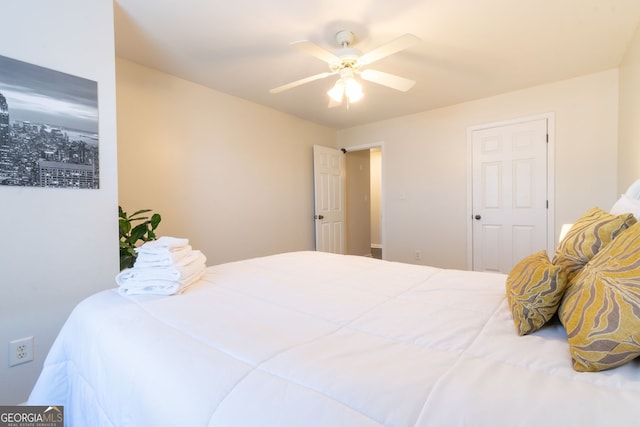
474, 215, 481, 220
315, 214, 324, 220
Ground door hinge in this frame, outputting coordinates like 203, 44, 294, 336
546, 133, 549, 143
546, 200, 549, 209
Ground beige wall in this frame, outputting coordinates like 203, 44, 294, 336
338, 70, 619, 268
618, 24, 640, 193
118, 63, 620, 270
0, 0, 118, 404
116, 59, 336, 265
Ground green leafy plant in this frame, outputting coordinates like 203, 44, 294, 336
119, 206, 162, 270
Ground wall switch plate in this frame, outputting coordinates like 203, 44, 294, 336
9, 336, 34, 367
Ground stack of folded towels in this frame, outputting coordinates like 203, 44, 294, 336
116, 236, 207, 296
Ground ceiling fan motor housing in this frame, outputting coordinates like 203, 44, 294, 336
335, 30, 354, 46
330, 31, 361, 71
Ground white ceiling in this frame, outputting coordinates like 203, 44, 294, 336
114, 0, 640, 130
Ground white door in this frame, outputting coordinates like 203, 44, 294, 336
471, 118, 548, 273
313, 145, 346, 253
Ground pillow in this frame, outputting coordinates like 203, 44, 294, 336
551, 207, 636, 283
610, 193, 640, 220
506, 250, 567, 336
558, 221, 640, 372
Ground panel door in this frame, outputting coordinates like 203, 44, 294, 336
471, 118, 548, 272
313, 145, 346, 254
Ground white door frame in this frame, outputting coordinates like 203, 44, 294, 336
342, 142, 385, 259
465, 113, 555, 270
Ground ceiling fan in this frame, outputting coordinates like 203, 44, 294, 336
269, 30, 420, 107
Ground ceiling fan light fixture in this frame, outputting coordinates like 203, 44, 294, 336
327, 76, 363, 104
327, 79, 345, 102
329, 67, 363, 104
344, 77, 363, 102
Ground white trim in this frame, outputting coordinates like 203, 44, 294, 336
342, 142, 385, 260
370, 243, 383, 249
341, 143, 381, 153
466, 113, 555, 270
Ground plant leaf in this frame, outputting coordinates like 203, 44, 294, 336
130, 223, 149, 242
130, 209, 152, 218
119, 218, 131, 236
150, 214, 161, 229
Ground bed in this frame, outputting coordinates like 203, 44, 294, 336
28, 239, 640, 427
29, 181, 640, 426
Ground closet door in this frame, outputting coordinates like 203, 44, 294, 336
471, 117, 549, 273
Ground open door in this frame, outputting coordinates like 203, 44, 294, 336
313, 145, 346, 253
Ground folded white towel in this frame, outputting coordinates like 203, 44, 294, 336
135, 236, 190, 254
134, 244, 193, 267
117, 263, 206, 296
117, 251, 206, 283
116, 249, 207, 296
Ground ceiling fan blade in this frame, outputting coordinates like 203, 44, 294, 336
359, 69, 416, 92
357, 33, 420, 66
269, 71, 335, 94
292, 40, 341, 64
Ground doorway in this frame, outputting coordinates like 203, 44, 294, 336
345, 146, 383, 259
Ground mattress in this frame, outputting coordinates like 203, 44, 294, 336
28, 251, 640, 426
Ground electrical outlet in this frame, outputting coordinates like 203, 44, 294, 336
415, 250, 421, 260
9, 336, 34, 367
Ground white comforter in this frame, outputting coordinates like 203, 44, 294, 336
29, 251, 640, 426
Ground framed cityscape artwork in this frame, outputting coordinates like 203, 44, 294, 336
0, 54, 99, 189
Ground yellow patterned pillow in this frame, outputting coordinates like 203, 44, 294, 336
552, 207, 636, 283
506, 250, 567, 336
558, 221, 640, 372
